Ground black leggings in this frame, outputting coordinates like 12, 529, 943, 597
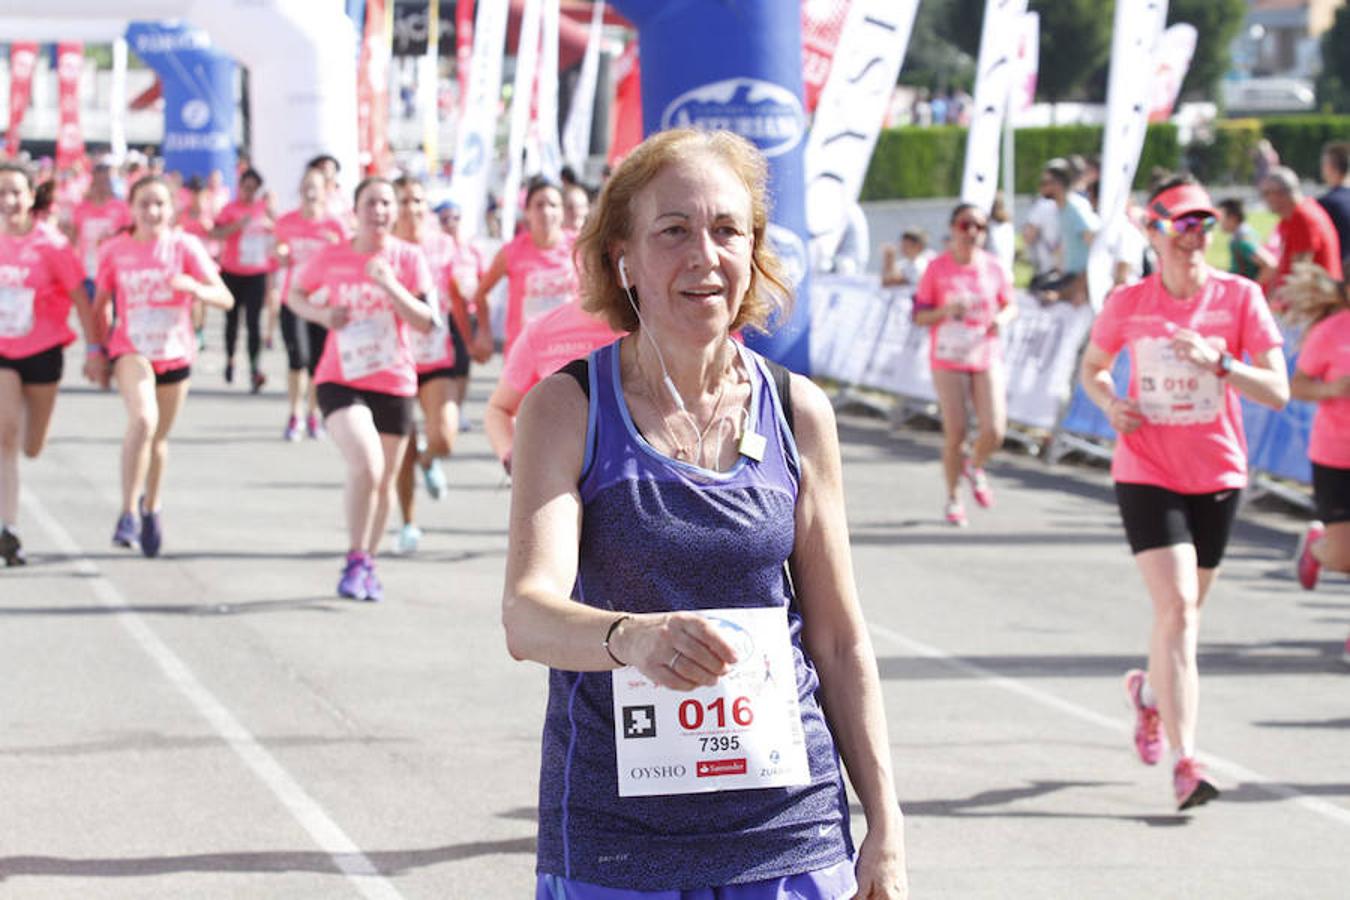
222, 270, 267, 371
279, 306, 329, 375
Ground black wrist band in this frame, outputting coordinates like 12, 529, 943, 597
603, 614, 630, 667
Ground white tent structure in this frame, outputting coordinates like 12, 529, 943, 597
6, 0, 358, 206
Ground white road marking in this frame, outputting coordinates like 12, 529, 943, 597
868, 622, 1350, 828
23, 491, 406, 900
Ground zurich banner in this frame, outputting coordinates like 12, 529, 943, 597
125, 21, 237, 186
611, 1, 812, 372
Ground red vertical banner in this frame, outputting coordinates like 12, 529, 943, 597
358, 0, 393, 173
6, 42, 39, 158
606, 43, 641, 167
801, 0, 851, 115
456, 0, 474, 114
55, 43, 85, 170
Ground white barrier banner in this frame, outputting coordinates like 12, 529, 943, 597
804, 0, 920, 267
562, 0, 605, 173
960, 0, 1027, 212
809, 275, 1094, 429
448, 0, 510, 239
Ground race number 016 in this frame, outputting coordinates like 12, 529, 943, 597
678, 696, 753, 730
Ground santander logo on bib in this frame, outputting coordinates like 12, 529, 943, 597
661, 78, 806, 158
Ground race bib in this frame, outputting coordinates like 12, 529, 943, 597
934, 319, 989, 367
412, 321, 452, 367
1134, 336, 1224, 425
128, 305, 191, 361
0, 286, 36, 338
337, 310, 400, 381
239, 229, 271, 269
612, 606, 810, 798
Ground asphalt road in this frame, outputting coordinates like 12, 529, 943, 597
1, 344, 1346, 898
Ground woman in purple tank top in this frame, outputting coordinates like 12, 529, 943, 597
503, 129, 908, 899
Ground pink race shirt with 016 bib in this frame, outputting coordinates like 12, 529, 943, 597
0, 229, 83, 359
912, 249, 1012, 372
296, 238, 432, 397
96, 231, 216, 373
1296, 309, 1350, 469
503, 230, 578, 355
1090, 270, 1284, 494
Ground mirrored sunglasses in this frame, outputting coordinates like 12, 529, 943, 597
1152, 214, 1216, 237
956, 219, 988, 234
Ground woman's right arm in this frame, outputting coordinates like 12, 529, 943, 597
286, 284, 346, 330
502, 375, 734, 688
469, 248, 509, 361
1291, 369, 1350, 402
1080, 341, 1142, 433
483, 380, 525, 471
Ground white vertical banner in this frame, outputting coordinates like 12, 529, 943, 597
1088, 0, 1169, 308
803, 0, 920, 267
960, 0, 1028, 213
448, 0, 510, 239
110, 36, 128, 161
1009, 12, 1039, 119
420, 0, 439, 174
1148, 23, 1197, 121
534, 0, 563, 182
502, 0, 543, 240
562, 0, 605, 174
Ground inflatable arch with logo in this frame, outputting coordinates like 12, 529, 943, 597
610, 0, 813, 373
9, 0, 357, 207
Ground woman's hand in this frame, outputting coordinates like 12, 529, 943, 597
471, 329, 494, 363
609, 612, 739, 691
365, 256, 396, 290
852, 827, 908, 899
169, 273, 201, 299
327, 306, 351, 330
1107, 396, 1144, 434
1170, 328, 1223, 371
943, 299, 967, 319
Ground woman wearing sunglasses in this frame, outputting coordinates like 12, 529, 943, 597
1080, 176, 1289, 811
912, 203, 1017, 526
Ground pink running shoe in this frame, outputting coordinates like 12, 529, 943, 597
964, 462, 995, 508
944, 500, 968, 527
1173, 756, 1219, 811
1295, 520, 1325, 591
1123, 669, 1163, 765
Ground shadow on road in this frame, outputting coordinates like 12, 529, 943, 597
0, 837, 536, 881
847, 786, 1188, 826
0, 597, 345, 617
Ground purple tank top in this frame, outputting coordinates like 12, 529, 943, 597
534, 339, 853, 891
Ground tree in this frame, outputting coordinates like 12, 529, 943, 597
1168, 0, 1245, 101
1318, 5, 1350, 113
1026, 0, 1111, 102
897, 0, 974, 92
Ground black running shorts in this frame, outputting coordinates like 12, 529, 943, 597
0, 345, 64, 385
1114, 482, 1242, 570
316, 382, 413, 436
1312, 463, 1350, 525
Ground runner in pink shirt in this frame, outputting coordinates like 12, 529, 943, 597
389, 176, 476, 553
210, 168, 275, 391
90, 175, 233, 559
484, 301, 620, 473
274, 167, 348, 442
0, 162, 96, 565
913, 202, 1017, 526
435, 198, 489, 413
1080, 177, 1289, 810
471, 177, 579, 359
287, 176, 436, 602
1286, 270, 1350, 650
175, 176, 220, 350
69, 160, 131, 294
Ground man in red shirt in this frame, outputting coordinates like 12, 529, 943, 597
1261, 166, 1343, 296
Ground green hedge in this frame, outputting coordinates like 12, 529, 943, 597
859, 116, 1350, 200
1259, 115, 1350, 177
860, 123, 1180, 200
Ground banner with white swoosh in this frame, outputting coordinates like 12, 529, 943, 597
960, 0, 1028, 213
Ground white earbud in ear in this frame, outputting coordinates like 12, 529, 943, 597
617, 255, 631, 291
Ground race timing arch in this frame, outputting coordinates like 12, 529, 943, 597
15, 0, 357, 208
610, 1, 813, 373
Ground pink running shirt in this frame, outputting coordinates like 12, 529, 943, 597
216, 199, 275, 275
1090, 270, 1284, 493
912, 249, 1012, 372
274, 210, 347, 301
295, 238, 433, 397
96, 231, 216, 374
0, 229, 83, 359
73, 197, 131, 280
410, 230, 459, 372
1296, 309, 1350, 469
501, 302, 621, 396
502, 230, 579, 355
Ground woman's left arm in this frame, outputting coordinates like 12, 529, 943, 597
790, 374, 908, 900
1171, 329, 1288, 410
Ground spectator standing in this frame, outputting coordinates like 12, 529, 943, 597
1217, 198, 1275, 283
1260, 167, 1343, 297
1317, 142, 1350, 272
881, 228, 935, 288
1041, 158, 1100, 305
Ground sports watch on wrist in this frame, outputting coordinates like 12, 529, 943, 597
1214, 351, 1234, 378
